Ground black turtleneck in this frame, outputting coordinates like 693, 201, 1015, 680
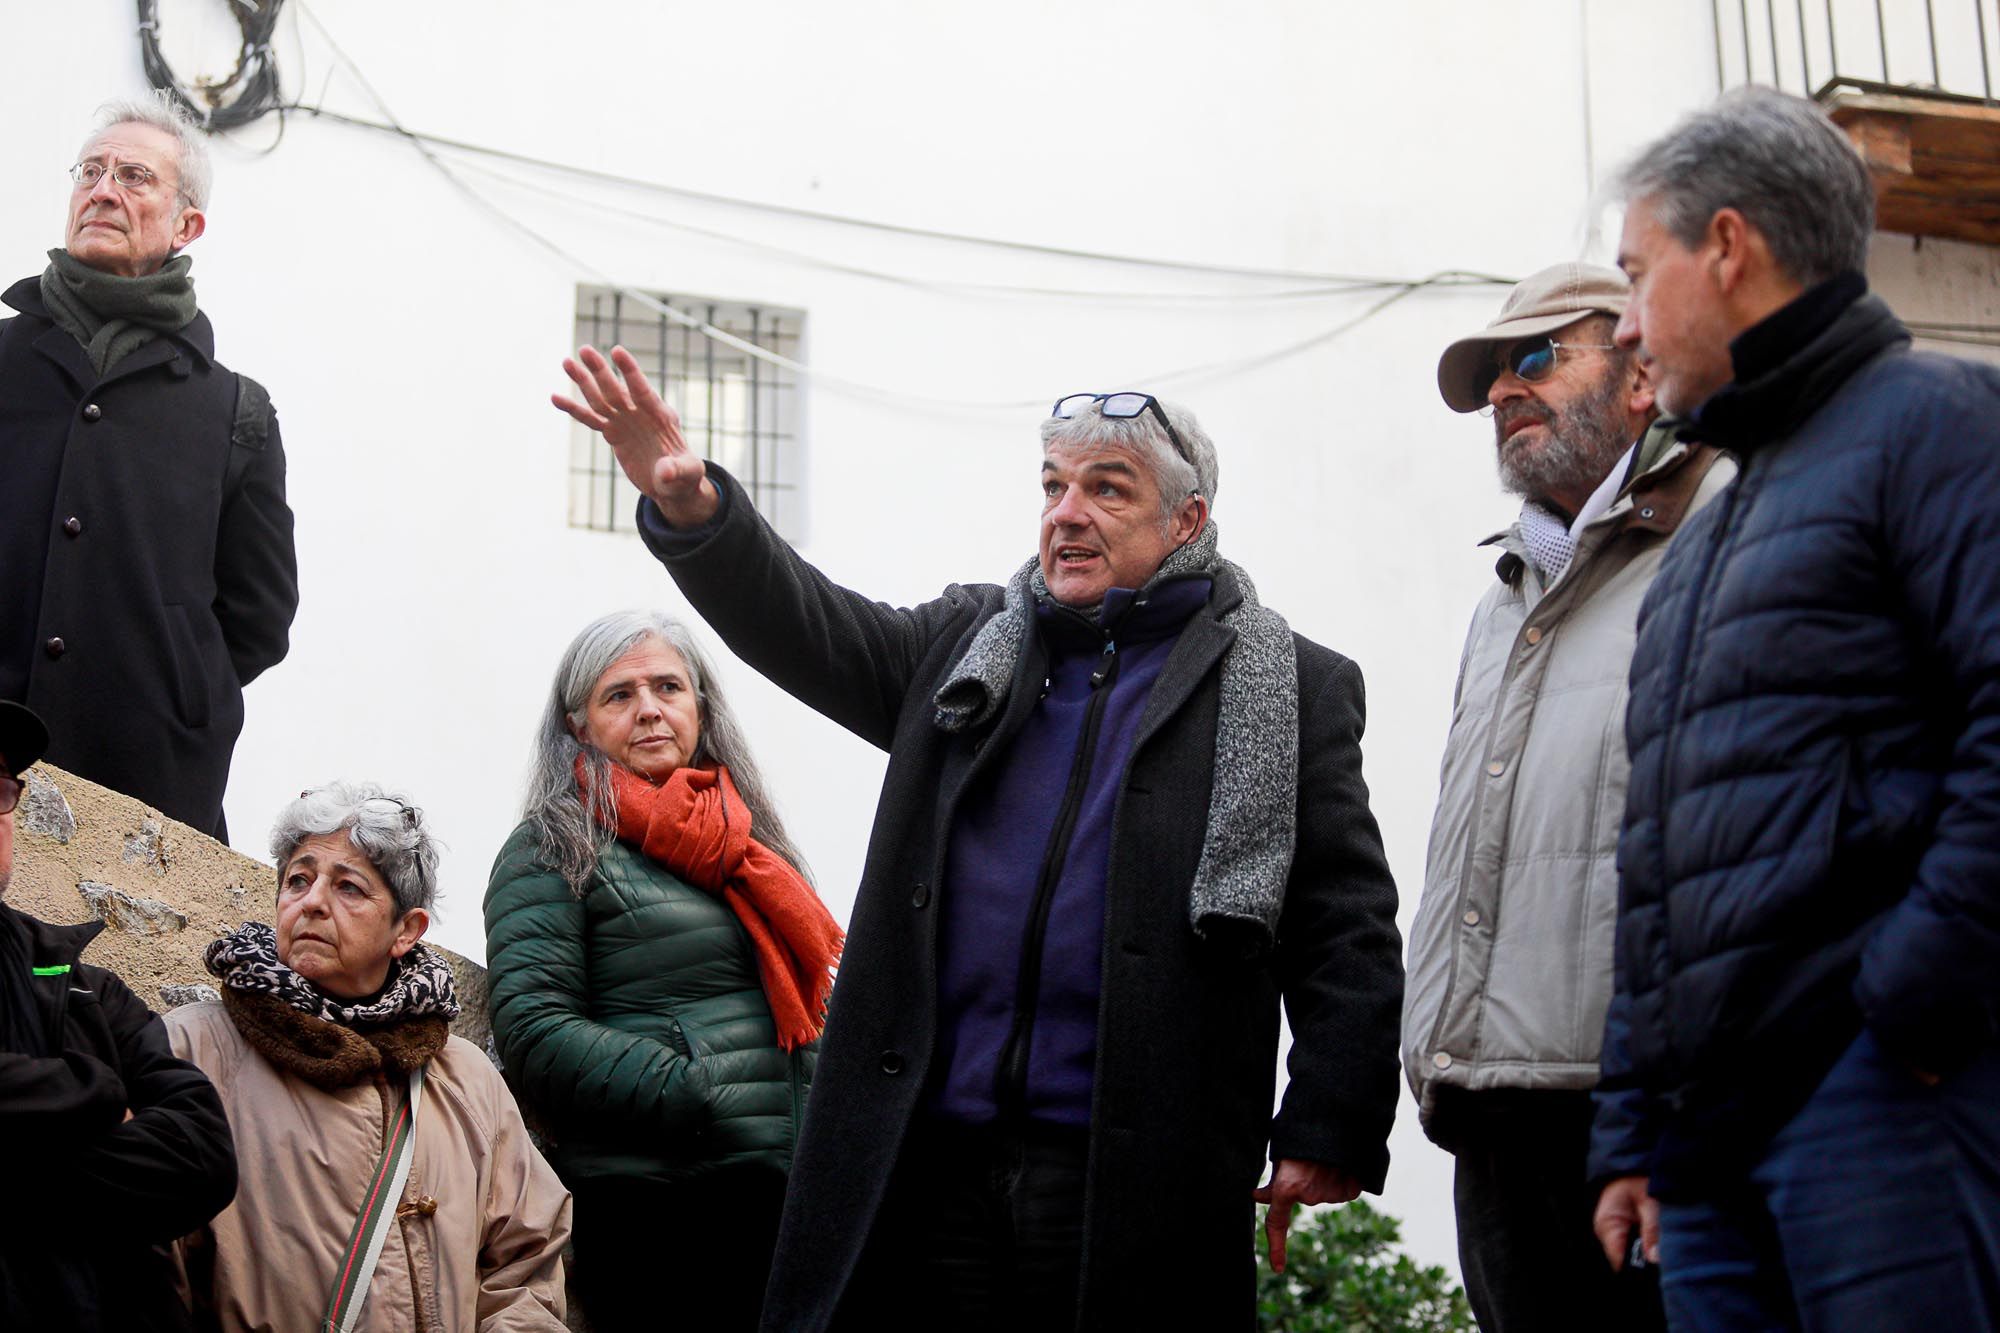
1687, 271, 1910, 456
1726, 270, 1867, 385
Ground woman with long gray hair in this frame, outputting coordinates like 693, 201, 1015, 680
484, 610, 841, 1332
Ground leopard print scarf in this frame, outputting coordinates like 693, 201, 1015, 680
205, 921, 461, 1026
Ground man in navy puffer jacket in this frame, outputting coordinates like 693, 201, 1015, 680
1587, 87, 2000, 1330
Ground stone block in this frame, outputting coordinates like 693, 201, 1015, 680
121, 818, 174, 874
79, 882, 190, 936
20, 769, 76, 843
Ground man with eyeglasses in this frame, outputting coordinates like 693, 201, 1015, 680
0, 95, 297, 840
555, 350, 1404, 1331
0, 700, 238, 1330
1402, 262, 1732, 1332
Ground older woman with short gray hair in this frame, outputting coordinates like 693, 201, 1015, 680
167, 781, 571, 1333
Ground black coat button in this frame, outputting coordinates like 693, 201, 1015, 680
63, 516, 82, 537
81, 403, 102, 422
44, 637, 66, 658
911, 881, 930, 908
880, 1050, 905, 1075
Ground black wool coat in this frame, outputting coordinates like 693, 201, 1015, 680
642, 467, 1404, 1332
0, 277, 297, 838
0, 905, 239, 1330
1591, 282, 2000, 1195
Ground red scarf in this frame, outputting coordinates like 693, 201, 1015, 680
591, 762, 842, 1050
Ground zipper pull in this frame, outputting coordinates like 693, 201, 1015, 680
1090, 640, 1118, 688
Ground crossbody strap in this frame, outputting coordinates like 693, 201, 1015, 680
322, 1066, 425, 1333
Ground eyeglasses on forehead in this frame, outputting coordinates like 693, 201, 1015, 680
298, 789, 423, 829
1476, 334, 1619, 399
1049, 392, 1195, 485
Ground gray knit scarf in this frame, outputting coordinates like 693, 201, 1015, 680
933, 521, 1301, 949
39, 248, 198, 375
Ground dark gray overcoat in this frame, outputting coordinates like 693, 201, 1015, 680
643, 467, 1404, 1332
0, 277, 296, 837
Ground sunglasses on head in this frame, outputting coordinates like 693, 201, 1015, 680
1476, 334, 1619, 399
1051, 392, 1193, 481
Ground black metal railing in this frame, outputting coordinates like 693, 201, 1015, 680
1716, 0, 1998, 103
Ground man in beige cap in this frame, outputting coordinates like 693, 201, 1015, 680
1402, 262, 1733, 1331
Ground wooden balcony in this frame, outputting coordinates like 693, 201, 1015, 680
1822, 81, 2000, 247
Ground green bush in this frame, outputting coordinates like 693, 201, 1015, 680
1255, 1199, 1475, 1332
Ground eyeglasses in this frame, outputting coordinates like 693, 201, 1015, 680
70, 160, 173, 196
0, 773, 20, 817
1051, 392, 1195, 489
298, 789, 424, 829
1476, 335, 1619, 399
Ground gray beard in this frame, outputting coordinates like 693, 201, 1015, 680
1494, 371, 1632, 508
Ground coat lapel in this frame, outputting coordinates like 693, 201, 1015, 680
932, 619, 1048, 839
1132, 614, 1235, 754
93, 335, 193, 391
30, 321, 94, 396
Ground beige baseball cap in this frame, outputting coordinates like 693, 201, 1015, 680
1436, 262, 1630, 413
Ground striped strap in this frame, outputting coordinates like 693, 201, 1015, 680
322, 1066, 425, 1333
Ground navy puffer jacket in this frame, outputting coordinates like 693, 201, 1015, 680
1590, 278, 2000, 1195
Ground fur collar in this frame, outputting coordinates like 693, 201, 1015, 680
222, 988, 448, 1092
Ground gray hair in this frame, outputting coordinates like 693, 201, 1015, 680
522, 611, 811, 894
1617, 86, 1872, 287
270, 781, 441, 917
89, 94, 212, 210
1039, 397, 1220, 525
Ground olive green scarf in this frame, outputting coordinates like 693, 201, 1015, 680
38, 248, 198, 375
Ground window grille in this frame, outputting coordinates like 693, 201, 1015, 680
567, 287, 805, 538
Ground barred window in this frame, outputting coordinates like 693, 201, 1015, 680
567, 287, 805, 538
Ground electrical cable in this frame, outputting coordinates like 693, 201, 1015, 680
138, 0, 288, 131
280, 101, 1513, 293
446, 153, 1507, 308
287, 0, 1491, 413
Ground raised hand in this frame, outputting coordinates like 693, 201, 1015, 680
554, 344, 719, 527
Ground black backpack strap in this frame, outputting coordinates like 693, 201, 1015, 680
231, 371, 273, 451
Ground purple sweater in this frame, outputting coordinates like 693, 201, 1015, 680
926, 577, 1212, 1127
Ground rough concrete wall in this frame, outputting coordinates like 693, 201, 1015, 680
1869, 232, 2000, 369
8, 763, 490, 1050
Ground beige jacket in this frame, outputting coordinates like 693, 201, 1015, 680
1402, 432, 1734, 1131
166, 1001, 571, 1333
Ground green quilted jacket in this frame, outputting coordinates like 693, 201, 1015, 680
483, 820, 813, 1187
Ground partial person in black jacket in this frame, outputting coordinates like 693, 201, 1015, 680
1588, 88, 2000, 1331
0, 95, 297, 839
0, 700, 239, 1330
555, 364, 1404, 1333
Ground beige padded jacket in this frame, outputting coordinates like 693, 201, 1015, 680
166, 1001, 571, 1333
1402, 432, 1734, 1132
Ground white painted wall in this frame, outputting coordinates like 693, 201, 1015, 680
8, 0, 1973, 1287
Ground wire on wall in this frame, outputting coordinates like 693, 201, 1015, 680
138, 0, 288, 131
154, 1, 1520, 411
